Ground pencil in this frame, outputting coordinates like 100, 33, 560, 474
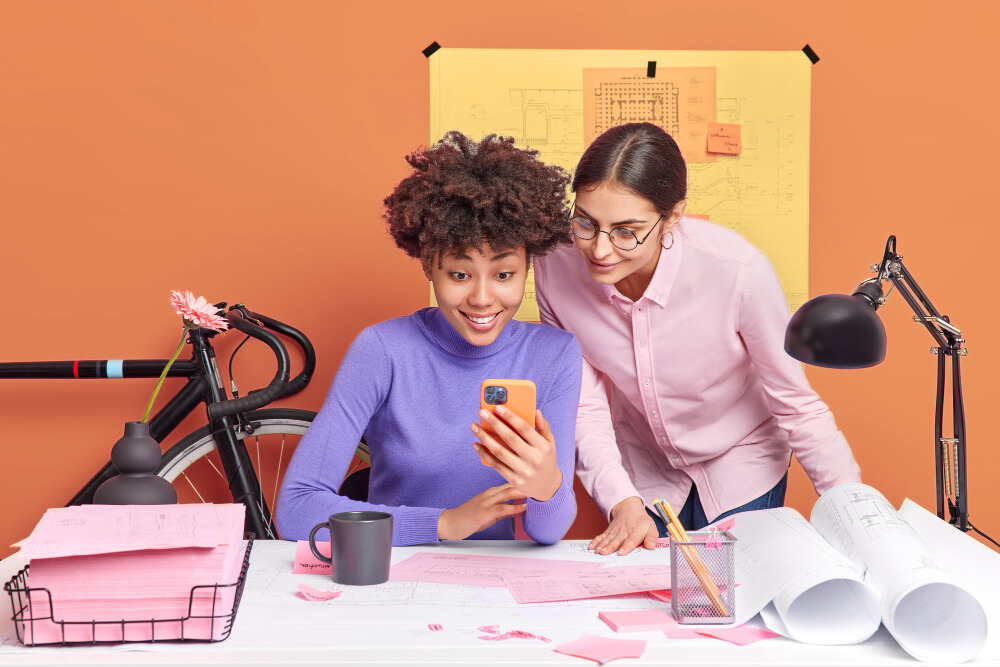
651, 499, 671, 527
658, 499, 729, 616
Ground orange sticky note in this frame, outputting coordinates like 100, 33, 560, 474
686, 213, 710, 221
707, 123, 742, 155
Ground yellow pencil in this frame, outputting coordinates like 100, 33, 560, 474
658, 499, 728, 616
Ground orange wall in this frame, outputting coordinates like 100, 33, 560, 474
2, 1, 998, 556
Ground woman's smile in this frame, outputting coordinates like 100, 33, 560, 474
462, 311, 502, 330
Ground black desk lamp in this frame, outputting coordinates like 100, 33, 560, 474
784, 235, 972, 532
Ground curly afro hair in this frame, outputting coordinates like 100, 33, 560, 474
383, 131, 571, 268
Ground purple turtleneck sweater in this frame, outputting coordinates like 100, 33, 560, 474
276, 307, 582, 546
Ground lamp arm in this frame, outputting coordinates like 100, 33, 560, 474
881, 252, 962, 350
874, 236, 968, 530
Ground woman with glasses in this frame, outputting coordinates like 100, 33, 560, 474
277, 131, 581, 546
534, 122, 861, 553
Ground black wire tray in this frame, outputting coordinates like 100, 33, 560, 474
3, 533, 254, 646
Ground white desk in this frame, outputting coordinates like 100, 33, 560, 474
0, 540, 988, 666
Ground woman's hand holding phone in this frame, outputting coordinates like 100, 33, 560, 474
472, 406, 563, 502
437, 483, 527, 541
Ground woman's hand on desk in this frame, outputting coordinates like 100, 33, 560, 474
589, 496, 658, 556
472, 407, 563, 502
438, 483, 527, 541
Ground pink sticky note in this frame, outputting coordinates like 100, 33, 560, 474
599, 609, 672, 633
297, 583, 341, 601
293, 540, 332, 574
696, 625, 783, 645
654, 537, 671, 548
712, 517, 736, 532
706, 122, 742, 155
648, 588, 671, 602
554, 634, 646, 664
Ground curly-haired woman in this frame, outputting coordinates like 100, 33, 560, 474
277, 131, 582, 545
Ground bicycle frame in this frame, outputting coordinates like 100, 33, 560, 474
0, 306, 316, 539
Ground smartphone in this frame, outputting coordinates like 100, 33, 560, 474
480, 379, 536, 440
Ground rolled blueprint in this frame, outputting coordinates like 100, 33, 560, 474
811, 483, 987, 663
729, 507, 881, 644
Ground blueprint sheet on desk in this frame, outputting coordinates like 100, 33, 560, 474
234, 539, 672, 650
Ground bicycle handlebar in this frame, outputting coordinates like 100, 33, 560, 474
246, 310, 316, 398
205, 307, 316, 419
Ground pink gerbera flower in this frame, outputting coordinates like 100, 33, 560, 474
170, 290, 229, 332
142, 291, 229, 422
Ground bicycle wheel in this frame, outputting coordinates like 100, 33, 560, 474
156, 408, 370, 539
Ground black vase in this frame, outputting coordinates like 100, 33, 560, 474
93, 421, 178, 505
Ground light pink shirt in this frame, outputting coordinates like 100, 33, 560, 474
534, 217, 861, 521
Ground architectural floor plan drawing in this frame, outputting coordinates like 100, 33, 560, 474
583, 67, 716, 164
465, 87, 583, 167
431, 49, 811, 317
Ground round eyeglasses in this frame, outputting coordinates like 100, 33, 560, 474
569, 214, 664, 251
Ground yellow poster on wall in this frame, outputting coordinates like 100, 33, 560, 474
429, 49, 811, 320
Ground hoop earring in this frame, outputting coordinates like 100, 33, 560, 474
661, 230, 674, 250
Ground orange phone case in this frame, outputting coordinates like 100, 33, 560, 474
479, 379, 536, 439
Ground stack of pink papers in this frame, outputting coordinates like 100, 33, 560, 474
13, 504, 246, 644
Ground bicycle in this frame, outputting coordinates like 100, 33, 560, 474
0, 303, 369, 540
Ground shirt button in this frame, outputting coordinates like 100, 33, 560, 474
659, 436, 666, 443
639, 341, 647, 349
649, 409, 657, 416
671, 454, 679, 460
643, 378, 650, 386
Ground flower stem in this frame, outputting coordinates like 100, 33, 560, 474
142, 328, 189, 423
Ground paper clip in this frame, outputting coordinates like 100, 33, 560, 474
705, 526, 722, 550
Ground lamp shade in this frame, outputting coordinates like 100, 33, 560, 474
784, 294, 887, 368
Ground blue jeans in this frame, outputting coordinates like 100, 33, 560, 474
645, 474, 788, 535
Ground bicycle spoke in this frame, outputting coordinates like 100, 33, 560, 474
250, 434, 277, 540
272, 434, 285, 521
205, 455, 225, 481
255, 496, 275, 540
179, 471, 208, 504
255, 436, 264, 526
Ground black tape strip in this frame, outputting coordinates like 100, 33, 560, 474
647, 61, 656, 77
802, 44, 819, 64
422, 41, 441, 58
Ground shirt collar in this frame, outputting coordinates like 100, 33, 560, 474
598, 223, 685, 310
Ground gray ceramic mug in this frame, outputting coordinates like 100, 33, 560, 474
308, 511, 393, 585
